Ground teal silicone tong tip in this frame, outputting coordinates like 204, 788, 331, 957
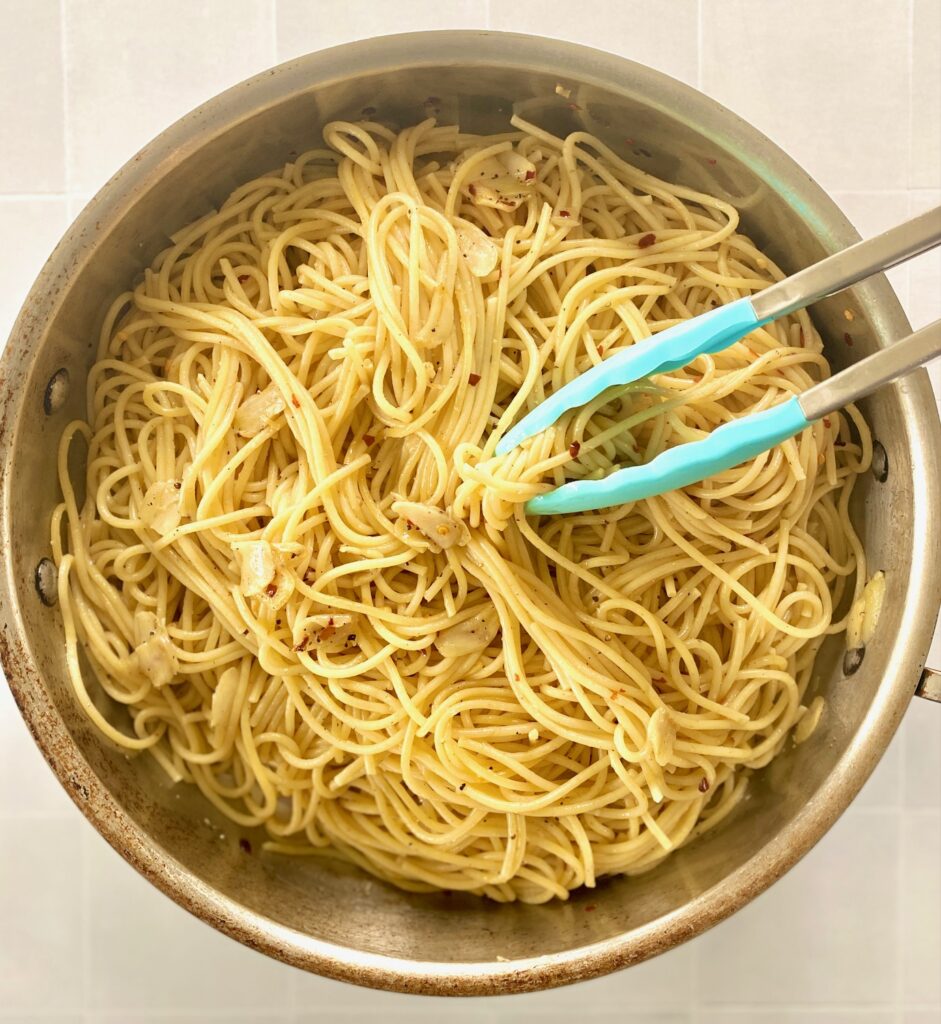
492, 205, 941, 514
494, 297, 764, 457
525, 395, 810, 515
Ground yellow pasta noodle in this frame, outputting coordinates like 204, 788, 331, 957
51, 116, 869, 903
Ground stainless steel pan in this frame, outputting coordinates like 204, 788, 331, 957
1, 31, 939, 996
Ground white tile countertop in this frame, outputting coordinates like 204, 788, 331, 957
1, 2, 939, 1022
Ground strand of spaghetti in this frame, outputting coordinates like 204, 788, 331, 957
51, 117, 869, 904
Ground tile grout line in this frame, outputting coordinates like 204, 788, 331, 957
904, 0, 917, 322
907, 0, 915, 196
60, 0, 73, 202
696, 0, 704, 92
687, 1002, 941, 1013
0, 192, 69, 201
690, 935, 700, 1024
81, 828, 92, 1021
270, 0, 278, 65
898, 6, 916, 1021
895, 782, 907, 1024
57, 3, 90, 1014
59, 3, 93, 1011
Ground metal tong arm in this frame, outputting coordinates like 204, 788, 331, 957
497, 206, 941, 457
800, 318, 941, 420
753, 205, 941, 321
525, 319, 941, 516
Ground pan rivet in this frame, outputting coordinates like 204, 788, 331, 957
871, 441, 888, 482
843, 646, 865, 676
35, 558, 57, 606
43, 368, 69, 415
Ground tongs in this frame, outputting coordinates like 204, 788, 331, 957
495, 207, 941, 515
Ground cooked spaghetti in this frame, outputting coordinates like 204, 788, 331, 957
51, 117, 870, 903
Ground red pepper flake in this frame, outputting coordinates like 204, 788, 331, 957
597, 345, 605, 356
525, 169, 536, 181
319, 624, 337, 643
823, 417, 832, 428
638, 232, 656, 248
239, 837, 252, 854
468, 372, 481, 386
363, 433, 376, 446
706, 157, 717, 166
291, 395, 300, 408
699, 777, 710, 793
624, 137, 635, 145
584, 904, 596, 913
237, 274, 250, 283
468, 183, 477, 196
559, 209, 571, 218
568, 441, 581, 458
264, 583, 278, 598
844, 332, 854, 347
294, 636, 310, 652
834, 440, 846, 448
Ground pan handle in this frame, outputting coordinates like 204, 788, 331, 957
916, 667, 941, 703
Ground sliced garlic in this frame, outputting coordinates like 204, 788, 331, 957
463, 151, 537, 211
434, 606, 499, 657
234, 384, 285, 437
860, 571, 886, 646
392, 500, 470, 551
454, 220, 499, 277
233, 541, 278, 598
140, 480, 182, 534
794, 695, 825, 744
295, 613, 359, 655
209, 667, 241, 741
500, 151, 536, 183
845, 592, 865, 651
131, 610, 178, 688
846, 570, 886, 650
646, 706, 676, 767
